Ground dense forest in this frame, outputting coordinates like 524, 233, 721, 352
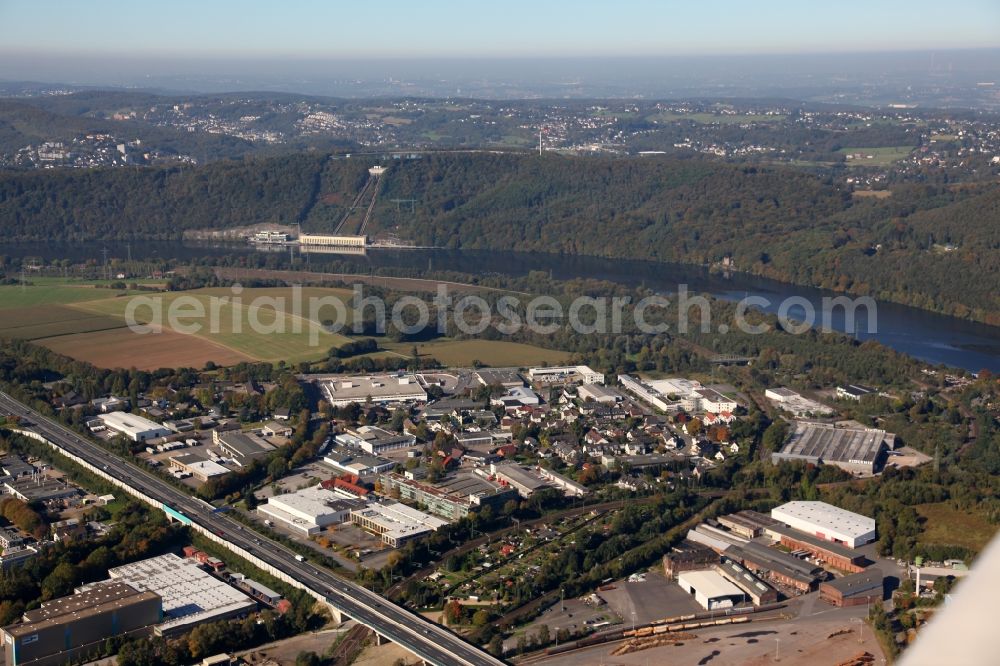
2, 152, 1000, 322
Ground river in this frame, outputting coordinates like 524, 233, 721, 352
6, 241, 1000, 373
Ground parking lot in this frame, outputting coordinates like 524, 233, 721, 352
599, 572, 703, 625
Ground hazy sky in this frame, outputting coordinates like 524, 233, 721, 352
3, 0, 999, 58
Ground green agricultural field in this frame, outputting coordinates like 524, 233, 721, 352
0, 305, 128, 340
389, 339, 572, 367
0, 284, 130, 309
71, 286, 356, 363
837, 145, 915, 166
647, 111, 786, 124
916, 502, 997, 553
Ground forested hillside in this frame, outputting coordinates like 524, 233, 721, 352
2, 151, 999, 322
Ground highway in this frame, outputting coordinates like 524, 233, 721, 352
0, 391, 504, 666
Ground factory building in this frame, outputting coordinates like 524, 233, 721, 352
257, 485, 366, 535
772, 421, 893, 476
98, 412, 171, 442
717, 510, 780, 539
819, 570, 884, 607
715, 558, 779, 606
771, 501, 876, 548
765, 524, 868, 573
323, 374, 427, 407
663, 539, 720, 579
349, 501, 447, 547
727, 542, 824, 593
104, 553, 256, 636
1, 582, 161, 666
677, 570, 747, 611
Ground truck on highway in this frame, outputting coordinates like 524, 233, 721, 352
295, 554, 305, 562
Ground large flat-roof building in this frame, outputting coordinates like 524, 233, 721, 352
489, 462, 551, 498
771, 501, 876, 548
323, 374, 427, 407
677, 570, 747, 610
527, 365, 604, 385
772, 421, 893, 476
3, 476, 79, 503
618, 374, 678, 412
577, 383, 623, 404
213, 430, 275, 465
336, 426, 417, 455
98, 412, 171, 442
105, 553, 256, 637
169, 453, 229, 482
323, 447, 396, 477
1, 582, 162, 666
764, 388, 834, 417
350, 501, 448, 547
766, 523, 869, 573
257, 485, 366, 535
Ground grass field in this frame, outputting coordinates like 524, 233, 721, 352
838, 145, 915, 166
647, 111, 786, 125
0, 305, 127, 340
70, 286, 355, 364
37, 326, 252, 370
388, 339, 571, 367
0, 284, 135, 309
916, 502, 997, 553
4, 282, 575, 371
852, 189, 893, 199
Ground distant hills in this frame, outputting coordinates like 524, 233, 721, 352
1, 151, 999, 325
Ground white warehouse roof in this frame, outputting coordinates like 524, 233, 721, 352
98, 411, 171, 437
678, 569, 744, 598
106, 553, 255, 633
771, 501, 875, 544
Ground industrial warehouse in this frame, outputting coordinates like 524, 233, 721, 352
770, 501, 877, 548
771, 421, 895, 476
677, 569, 747, 610
819, 570, 885, 607
96, 411, 172, 442
257, 484, 366, 535
663, 499, 881, 609
102, 553, 257, 636
1, 582, 161, 666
